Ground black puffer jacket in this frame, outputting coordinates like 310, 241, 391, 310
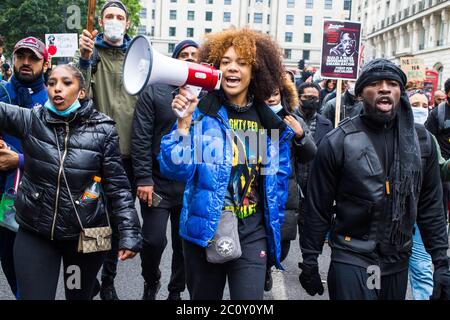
0, 100, 142, 252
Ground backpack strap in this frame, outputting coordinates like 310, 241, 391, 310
437, 102, 446, 132
338, 116, 359, 135
415, 123, 432, 160
91, 47, 101, 75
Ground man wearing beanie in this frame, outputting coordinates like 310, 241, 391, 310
131, 39, 198, 300
298, 58, 450, 300
73, 0, 137, 301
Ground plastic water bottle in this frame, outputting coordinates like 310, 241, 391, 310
82, 176, 102, 200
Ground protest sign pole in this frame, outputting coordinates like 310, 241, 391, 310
87, 0, 97, 33
334, 79, 342, 127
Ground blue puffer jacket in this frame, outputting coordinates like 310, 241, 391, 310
158, 93, 293, 268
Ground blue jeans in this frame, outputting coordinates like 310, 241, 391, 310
408, 224, 433, 300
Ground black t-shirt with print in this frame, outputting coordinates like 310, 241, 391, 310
223, 105, 267, 243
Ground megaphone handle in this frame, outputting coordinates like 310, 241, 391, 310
174, 85, 203, 118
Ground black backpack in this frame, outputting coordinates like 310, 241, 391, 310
437, 102, 450, 132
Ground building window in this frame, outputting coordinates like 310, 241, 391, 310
254, 13, 263, 23
188, 0, 195, 2
284, 49, 292, 59
206, 0, 213, 3
169, 27, 176, 36
205, 28, 212, 33
285, 32, 293, 42
187, 28, 194, 37
224, 0, 232, 4
286, 14, 294, 25
170, 0, 177, 2
137, 25, 146, 35
188, 11, 195, 20
303, 50, 310, 60
306, 0, 313, 9
343, 0, 351, 10
150, 26, 154, 36
168, 43, 175, 53
139, 8, 147, 19
224, 12, 231, 22
324, 0, 332, 9
205, 11, 213, 21
287, 0, 295, 8
304, 33, 311, 43
305, 16, 312, 26
170, 10, 177, 20
152, 9, 155, 19
267, 14, 270, 24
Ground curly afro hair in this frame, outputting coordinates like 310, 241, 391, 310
199, 28, 285, 104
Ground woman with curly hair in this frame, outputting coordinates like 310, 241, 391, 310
158, 28, 294, 299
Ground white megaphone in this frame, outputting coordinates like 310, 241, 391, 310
123, 36, 222, 117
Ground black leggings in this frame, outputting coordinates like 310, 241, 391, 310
183, 238, 267, 300
14, 228, 106, 300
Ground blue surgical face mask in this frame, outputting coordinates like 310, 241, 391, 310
44, 92, 81, 117
412, 107, 429, 125
268, 103, 283, 114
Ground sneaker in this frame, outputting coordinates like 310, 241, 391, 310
100, 283, 119, 300
91, 279, 101, 299
142, 281, 161, 300
167, 292, 182, 301
264, 268, 273, 292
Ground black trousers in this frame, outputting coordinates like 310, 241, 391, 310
14, 228, 106, 300
101, 158, 136, 286
0, 226, 17, 297
183, 237, 267, 300
327, 261, 409, 300
140, 204, 185, 293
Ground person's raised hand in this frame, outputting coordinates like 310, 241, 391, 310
79, 29, 99, 61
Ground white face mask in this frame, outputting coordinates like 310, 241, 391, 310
347, 82, 356, 96
412, 107, 429, 125
104, 20, 125, 42
268, 103, 283, 114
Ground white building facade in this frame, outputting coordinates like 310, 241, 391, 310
353, 0, 450, 87
138, 0, 352, 69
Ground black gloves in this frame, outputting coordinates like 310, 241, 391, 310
431, 264, 450, 300
298, 262, 324, 296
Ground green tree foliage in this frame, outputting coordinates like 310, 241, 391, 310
0, 0, 141, 58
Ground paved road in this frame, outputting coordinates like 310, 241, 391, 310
0, 200, 416, 300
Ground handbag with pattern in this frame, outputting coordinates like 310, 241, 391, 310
77, 226, 112, 253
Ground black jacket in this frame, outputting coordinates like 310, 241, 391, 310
280, 110, 317, 212
131, 84, 185, 207
321, 91, 363, 127
425, 102, 450, 159
0, 100, 142, 252
295, 109, 333, 191
302, 115, 448, 273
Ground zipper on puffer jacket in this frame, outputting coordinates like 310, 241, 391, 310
51, 122, 70, 240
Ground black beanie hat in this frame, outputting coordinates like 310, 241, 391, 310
171, 39, 199, 59
101, 0, 129, 18
301, 71, 314, 83
355, 58, 407, 97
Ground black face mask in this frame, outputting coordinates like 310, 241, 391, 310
301, 100, 320, 110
